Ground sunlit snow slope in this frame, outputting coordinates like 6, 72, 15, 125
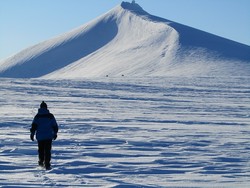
0, 1, 250, 78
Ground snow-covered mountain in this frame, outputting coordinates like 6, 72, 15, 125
0, 1, 250, 78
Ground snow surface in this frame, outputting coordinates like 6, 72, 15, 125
0, 76, 250, 187
0, 2, 249, 78
0, 1, 250, 187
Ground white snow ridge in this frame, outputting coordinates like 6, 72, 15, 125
0, 1, 249, 78
0, 1, 250, 188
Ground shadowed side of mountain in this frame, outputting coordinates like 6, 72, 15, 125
171, 22, 250, 61
0, 16, 118, 78
129, 6, 250, 62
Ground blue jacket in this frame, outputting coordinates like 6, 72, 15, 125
30, 108, 58, 141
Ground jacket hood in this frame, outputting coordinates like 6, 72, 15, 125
38, 108, 50, 114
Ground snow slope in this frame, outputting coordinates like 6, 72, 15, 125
0, 1, 249, 78
0, 76, 250, 187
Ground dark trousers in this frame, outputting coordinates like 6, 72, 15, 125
38, 139, 52, 167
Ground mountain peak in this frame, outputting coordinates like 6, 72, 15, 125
120, 1, 148, 15
0, 1, 250, 78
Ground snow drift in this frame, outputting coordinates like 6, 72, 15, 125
0, 1, 250, 78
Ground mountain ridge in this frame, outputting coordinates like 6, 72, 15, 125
0, 1, 249, 78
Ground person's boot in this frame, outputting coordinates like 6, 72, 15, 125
45, 163, 51, 170
38, 161, 44, 167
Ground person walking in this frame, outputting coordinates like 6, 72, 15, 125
30, 101, 58, 170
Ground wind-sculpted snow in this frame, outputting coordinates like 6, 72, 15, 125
0, 77, 249, 187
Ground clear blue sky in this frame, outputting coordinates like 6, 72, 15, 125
1, 0, 250, 61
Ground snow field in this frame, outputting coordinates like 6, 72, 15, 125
0, 76, 249, 187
